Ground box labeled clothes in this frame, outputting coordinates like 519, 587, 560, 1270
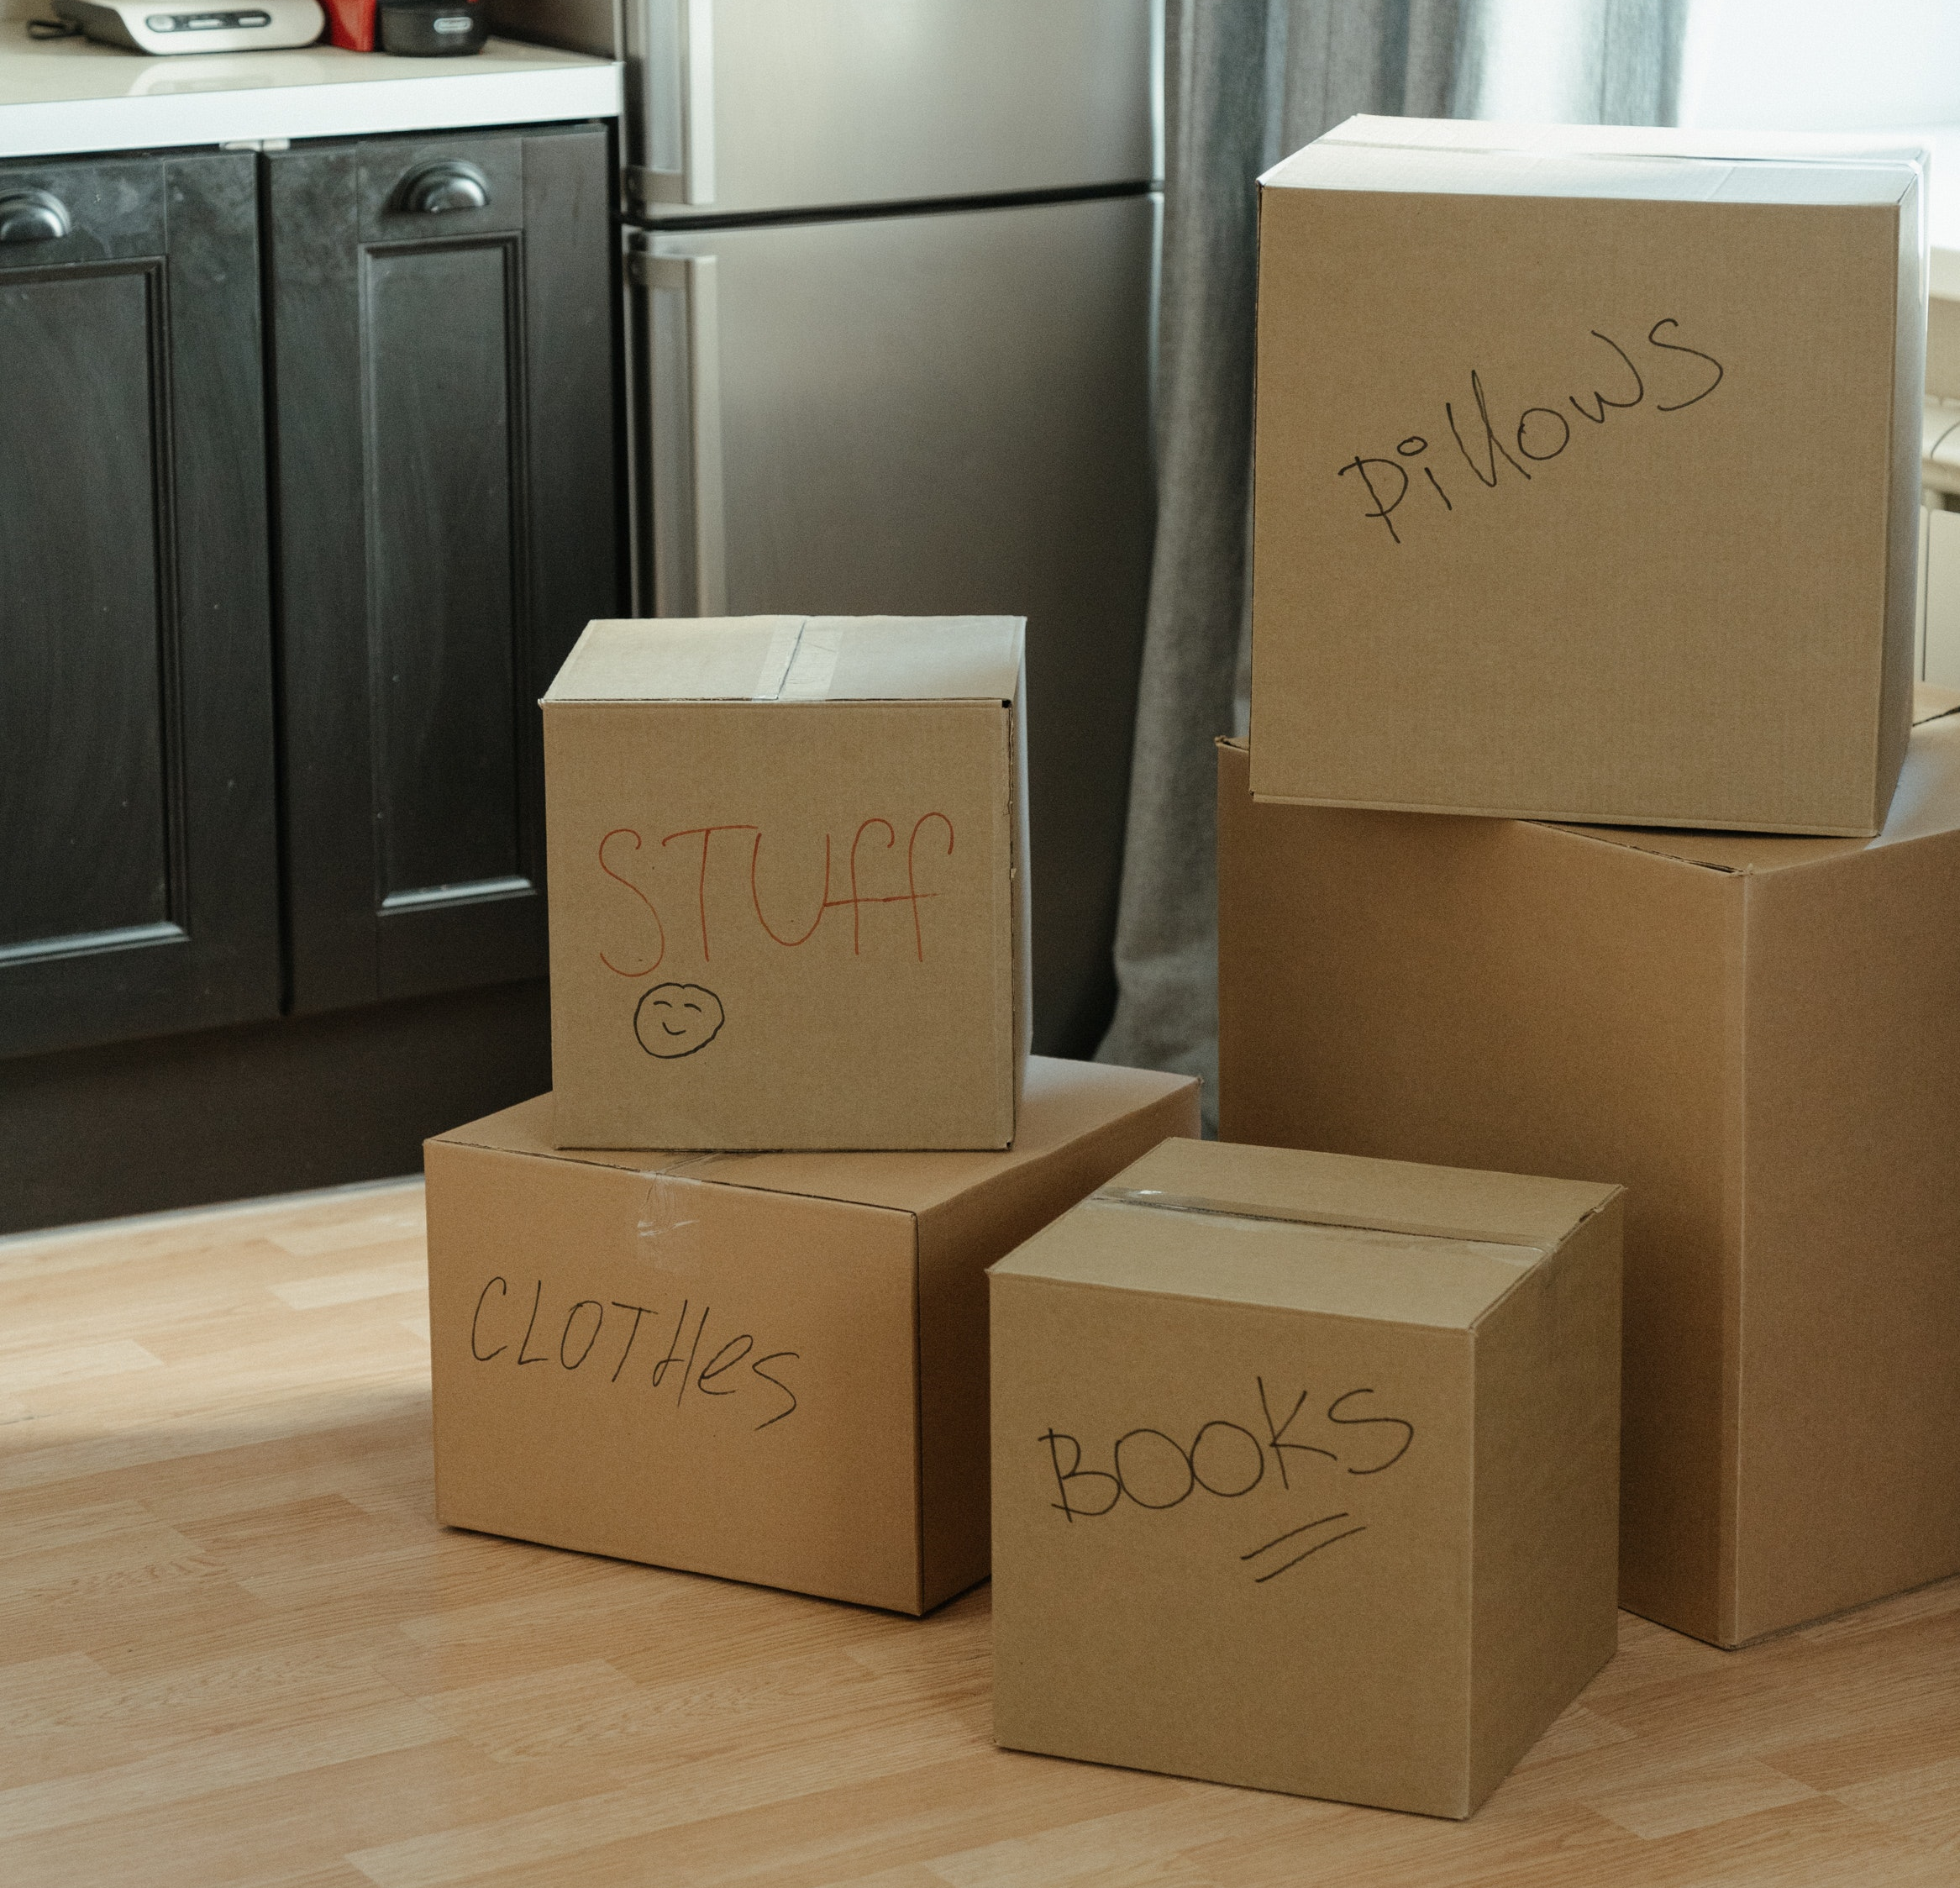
426, 1058, 1198, 1613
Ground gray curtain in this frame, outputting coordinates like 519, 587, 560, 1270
1096, 0, 1687, 1127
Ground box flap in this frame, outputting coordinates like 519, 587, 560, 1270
542, 616, 1025, 706
990, 1139, 1619, 1332
1264, 115, 1920, 208
427, 1056, 1197, 1217
1542, 684, 1960, 872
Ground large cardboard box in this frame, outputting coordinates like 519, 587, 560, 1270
542, 615, 1028, 1150
1217, 688, 1960, 1647
426, 1056, 1198, 1614
991, 1138, 1622, 1818
1252, 116, 1925, 835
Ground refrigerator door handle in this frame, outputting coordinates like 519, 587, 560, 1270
633, 249, 727, 617
628, 0, 716, 211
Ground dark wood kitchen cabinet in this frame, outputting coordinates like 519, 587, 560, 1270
0, 122, 620, 1228
0, 150, 281, 1060
265, 122, 618, 1013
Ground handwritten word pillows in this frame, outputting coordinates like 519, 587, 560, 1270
542, 616, 1027, 1149
991, 1137, 1622, 1817
425, 1060, 1198, 1612
1253, 117, 1925, 834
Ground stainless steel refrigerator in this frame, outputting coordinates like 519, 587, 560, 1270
490, 0, 1163, 1055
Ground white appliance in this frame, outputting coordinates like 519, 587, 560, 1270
52, 0, 323, 51
488, 0, 1164, 1057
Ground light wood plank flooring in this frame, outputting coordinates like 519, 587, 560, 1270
3, 1179, 1959, 1885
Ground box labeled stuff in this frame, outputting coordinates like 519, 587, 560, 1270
991, 1138, 1622, 1819
543, 615, 1028, 1150
1252, 116, 1925, 835
1217, 687, 1960, 1647
426, 1057, 1199, 1614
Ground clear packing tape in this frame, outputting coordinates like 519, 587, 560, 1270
1089, 1185, 1549, 1264
636, 1154, 730, 1276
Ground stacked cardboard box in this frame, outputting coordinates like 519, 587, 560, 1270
1216, 117, 1950, 1651
424, 614, 1199, 1612
994, 113, 1945, 1819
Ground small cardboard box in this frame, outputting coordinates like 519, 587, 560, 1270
1217, 686, 1960, 1648
425, 1056, 1199, 1614
542, 615, 1028, 1150
1252, 116, 1925, 835
991, 1138, 1622, 1819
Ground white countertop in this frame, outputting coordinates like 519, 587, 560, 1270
0, 24, 619, 157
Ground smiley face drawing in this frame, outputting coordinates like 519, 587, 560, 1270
633, 983, 726, 1059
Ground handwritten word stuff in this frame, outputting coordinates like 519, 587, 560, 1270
470, 1275, 798, 1432
597, 812, 956, 979
1039, 1376, 1414, 1584
1337, 318, 1726, 544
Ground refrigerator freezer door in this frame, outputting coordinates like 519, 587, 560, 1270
628, 189, 1158, 1055
620, 0, 1160, 216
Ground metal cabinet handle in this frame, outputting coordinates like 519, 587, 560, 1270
398, 160, 490, 215
632, 249, 727, 617
0, 190, 71, 245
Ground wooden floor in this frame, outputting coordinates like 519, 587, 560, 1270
4, 1184, 1960, 1886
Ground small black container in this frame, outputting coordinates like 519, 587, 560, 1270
379, 0, 486, 55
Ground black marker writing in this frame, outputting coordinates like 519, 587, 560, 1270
750, 1351, 800, 1430
1345, 317, 1727, 542
516, 1281, 550, 1365
1327, 1387, 1415, 1474
471, 1277, 508, 1361
609, 1300, 655, 1382
558, 1299, 603, 1370
1038, 1377, 1411, 1584
1257, 1375, 1335, 1489
1647, 318, 1723, 411
468, 1275, 801, 1431
1569, 329, 1645, 423
1240, 1512, 1369, 1583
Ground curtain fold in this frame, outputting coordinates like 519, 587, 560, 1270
1097, 0, 1687, 1127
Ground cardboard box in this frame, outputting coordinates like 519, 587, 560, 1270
991, 1138, 1622, 1819
425, 1055, 1199, 1614
1252, 116, 1926, 835
1217, 686, 1960, 1647
542, 615, 1029, 1150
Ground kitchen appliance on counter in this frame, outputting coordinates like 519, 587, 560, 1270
487, 0, 1163, 1059
51, 0, 323, 50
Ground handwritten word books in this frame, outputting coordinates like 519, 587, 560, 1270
1252, 115, 1926, 834
425, 1059, 1198, 1613
990, 1136, 1622, 1817
1216, 692, 1960, 1646
541, 615, 1028, 1149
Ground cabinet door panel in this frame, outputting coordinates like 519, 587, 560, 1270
0, 151, 278, 1059
0, 263, 171, 949
269, 124, 619, 1012
365, 237, 524, 902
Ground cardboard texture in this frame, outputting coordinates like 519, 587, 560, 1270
1216, 686, 1960, 1648
425, 1056, 1199, 1614
991, 1138, 1621, 1819
1252, 115, 1926, 835
542, 615, 1031, 1150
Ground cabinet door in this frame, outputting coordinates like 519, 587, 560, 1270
0, 151, 279, 1060
266, 124, 620, 1012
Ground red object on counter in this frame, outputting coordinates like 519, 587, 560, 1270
323, 0, 376, 50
